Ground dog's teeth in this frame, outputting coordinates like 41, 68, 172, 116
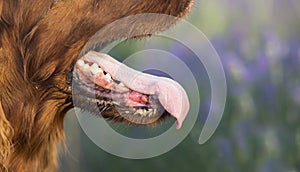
143, 109, 147, 114
138, 109, 144, 115
133, 110, 139, 115
90, 63, 99, 75
113, 101, 120, 106
77, 59, 85, 66
105, 73, 111, 80
148, 111, 153, 117
83, 64, 90, 70
98, 68, 104, 73
118, 83, 126, 87
116, 83, 129, 92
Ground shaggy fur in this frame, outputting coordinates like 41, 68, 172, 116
0, 0, 193, 171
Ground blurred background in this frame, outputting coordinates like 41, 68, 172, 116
59, 0, 300, 171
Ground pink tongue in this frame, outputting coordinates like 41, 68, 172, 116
84, 51, 190, 129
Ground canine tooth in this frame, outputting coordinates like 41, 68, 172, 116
90, 63, 99, 74
77, 59, 85, 66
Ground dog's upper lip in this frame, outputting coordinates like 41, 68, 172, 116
82, 51, 190, 129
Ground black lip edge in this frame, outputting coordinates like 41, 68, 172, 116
73, 91, 172, 126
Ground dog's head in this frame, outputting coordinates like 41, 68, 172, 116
0, 0, 193, 171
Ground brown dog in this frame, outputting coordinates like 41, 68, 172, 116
0, 1, 193, 171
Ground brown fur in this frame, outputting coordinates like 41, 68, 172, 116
0, 0, 193, 171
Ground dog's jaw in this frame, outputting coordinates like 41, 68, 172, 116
72, 51, 189, 129
0, 0, 194, 171
66, 1, 194, 129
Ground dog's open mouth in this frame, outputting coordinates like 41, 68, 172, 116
69, 2, 194, 129
72, 51, 189, 129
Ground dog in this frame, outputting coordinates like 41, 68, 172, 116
0, 0, 193, 171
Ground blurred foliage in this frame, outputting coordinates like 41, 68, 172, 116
60, 0, 300, 172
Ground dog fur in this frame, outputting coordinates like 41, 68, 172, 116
0, 1, 193, 171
